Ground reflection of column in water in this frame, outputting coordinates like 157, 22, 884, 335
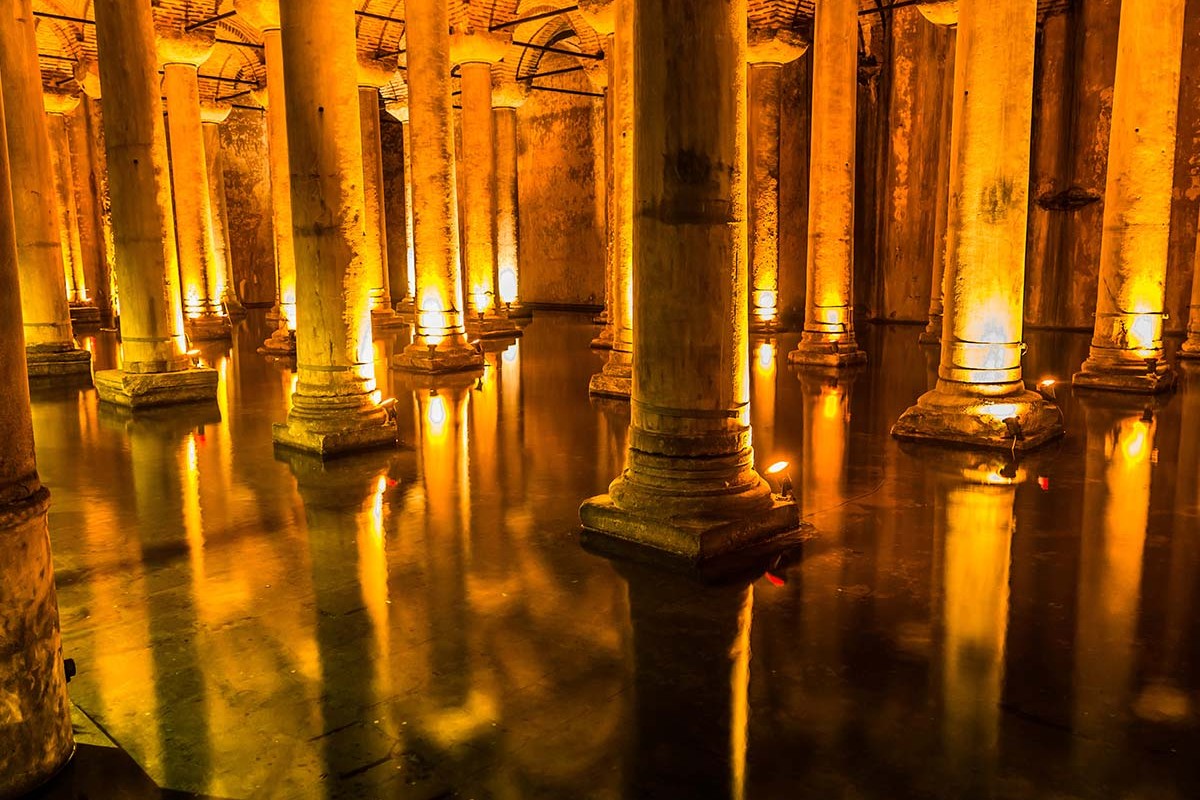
935, 454, 1019, 792
496, 340, 526, 505
798, 368, 858, 520
620, 562, 753, 800
1073, 394, 1157, 773
750, 337, 777, 464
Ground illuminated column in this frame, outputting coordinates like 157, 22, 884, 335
236, 0, 297, 354
493, 79, 531, 318
919, 22, 957, 345
893, 0, 1062, 450
788, 0, 865, 367
451, 33, 519, 339
92, 0, 218, 407
384, 101, 418, 315
747, 31, 807, 333
582, 0, 633, 399
393, 0, 484, 374
160, 40, 232, 341
1183, 230, 1200, 358
271, 0, 397, 456
580, 0, 799, 563
1073, 0, 1186, 392
200, 103, 243, 317
358, 58, 398, 328
0, 75, 74, 796
0, 0, 91, 377
44, 91, 99, 325
589, 41, 615, 350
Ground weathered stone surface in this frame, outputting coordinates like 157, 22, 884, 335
93, 367, 218, 408
25, 343, 91, 379
893, 388, 1065, 451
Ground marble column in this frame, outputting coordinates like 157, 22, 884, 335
236, 0, 297, 355
788, 0, 866, 367
200, 103, 243, 317
580, 0, 799, 564
1183, 222, 1200, 358
393, 0, 484, 374
493, 79, 531, 318
271, 0, 398, 456
0, 0, 91, 377
451, 33, 519, 339
746, 32, 807, 333
0, 71, 74, 798
161, 40, 231, 341
919, 25, 957, 345
44, 91, 100, 326
92, 0, 218, 406
358, 58, 399, 328
589, 32, 615, 350
384, 101, 417, 314
893, 0, 1062, 450
581, 1, 633, 399
1073, 0, 1187, 393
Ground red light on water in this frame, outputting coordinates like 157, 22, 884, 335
765, 572, 785, 587
1038, 476, 1050, 491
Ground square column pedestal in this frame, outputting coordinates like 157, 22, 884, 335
892, 385, 1065, 451
272, 393, 398, 459
26, 342, 92, 378
94, 367, 218, 408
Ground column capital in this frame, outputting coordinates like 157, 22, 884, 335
232, 0, 281, 32
358, 54, 399, 89
917, 1, 959, 27
491, 78, 529, 110
747, 29, 808, 66
156, 32, 215, 69
73, 59, 102, 100
576, 0, 615, 36
42, 88, 81, 116
384, 100, 409, 123
449, 31, 510, 66
200, 101, 233, 124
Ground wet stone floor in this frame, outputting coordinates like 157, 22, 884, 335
27, 311, 1200, 799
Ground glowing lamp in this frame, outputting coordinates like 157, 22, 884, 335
498, 268, 518, 305
766, 461, 789, 475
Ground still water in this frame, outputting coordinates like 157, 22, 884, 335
30, 312, 1200, 799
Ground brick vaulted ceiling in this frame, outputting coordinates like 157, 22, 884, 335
28, 1, 1071, 108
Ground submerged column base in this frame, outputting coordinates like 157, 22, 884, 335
1073, 351, 1175, 394
371, 305, 404, 329
465, 313, 522, 340
0, 487, 74, 799
590, 324, 614, 351
505, 302, 532, 320
26, 343, 92, 379
258, 326, 297, 357
1181, 337, 1200, 361
589, 353, 632, 399
393, 340, 485, 374
184, 314, 232, 341
68, 302, 101, 327
94, 367, 218, 408
918, 315, 942, 345
788, 333, 867, 368
892, 386, 1065, 451
272, 393, 397, 459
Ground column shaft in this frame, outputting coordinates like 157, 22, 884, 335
0, 0, 90, 376
0, 72, 74, 796
494, 105, 523, 311
1182, 212, 1200, 357
272, 0, 396, 456
748, 63, 783, 331
394, 0, 482, 373
264, 29, 297, 332
163, 62, 230, 339
402, 119, 417, 306
1073, 0, 1187, 392
580, 0, 798, 563
893, 0, 1062, 450
591, 69, 616, 349
202, 120, 240, 315
789, 0, 865, 366
358, 87, 393, 320
920, 29, 957, 345
460, 62, 499, 317
46, 111, 88, 307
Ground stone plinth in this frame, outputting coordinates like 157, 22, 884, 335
26, 342, 92, 378
893, 386, 1064, 451
94, 367, 219, 408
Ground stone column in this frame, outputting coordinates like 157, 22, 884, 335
384, 101, 417, 315
393, 0, 484, 374
200, 103, 243, 316
161, 39, 231, 341
788, 0, 866, 367
580, 0, 799, 564
236, 0, 297, 354
1073, 0, 1187, 393
581, 1, 633, 399
0, 72, 74, 798
893, 0, 1062, 450
92, 0, 218, 406
44, 91, 100, 326
271, 0, 398, 456
0, 0, 91, 377
1182, 221, 1200, 358
451, 32, 518, 339
589, 46, 616, 350
746, 32, 807, 333
919, 26, 958, 345
493, 79, 531, 318
358, 58, 399, 328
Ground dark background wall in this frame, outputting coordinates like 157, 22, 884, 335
220, 107, 275, 308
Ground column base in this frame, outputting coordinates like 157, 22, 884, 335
184, 314, 232, 341
505, 303, 533, 320
69, 302, 101, 327
590, 326, 614, 351
589, 357, 631, 399
917, 326, 941, 345
788, 338, 867, 368
892, 387, 1065, 451
372, 306, 405, 329
272, 416, 397, 459
26, 343, 92, 379
94, 367, 219, 409
750, 319, 780, 335
394, 297, 416, 317
393, 341, 485, 374
592, 310, 609, 325
580, 483, 802, 567
223, 291, 247, 318
465, 314, 522, 339
1073, 355, 1176, 394
0, 486, 74, 799
1181, 338, 1200, 361
258, 327, 297, 357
